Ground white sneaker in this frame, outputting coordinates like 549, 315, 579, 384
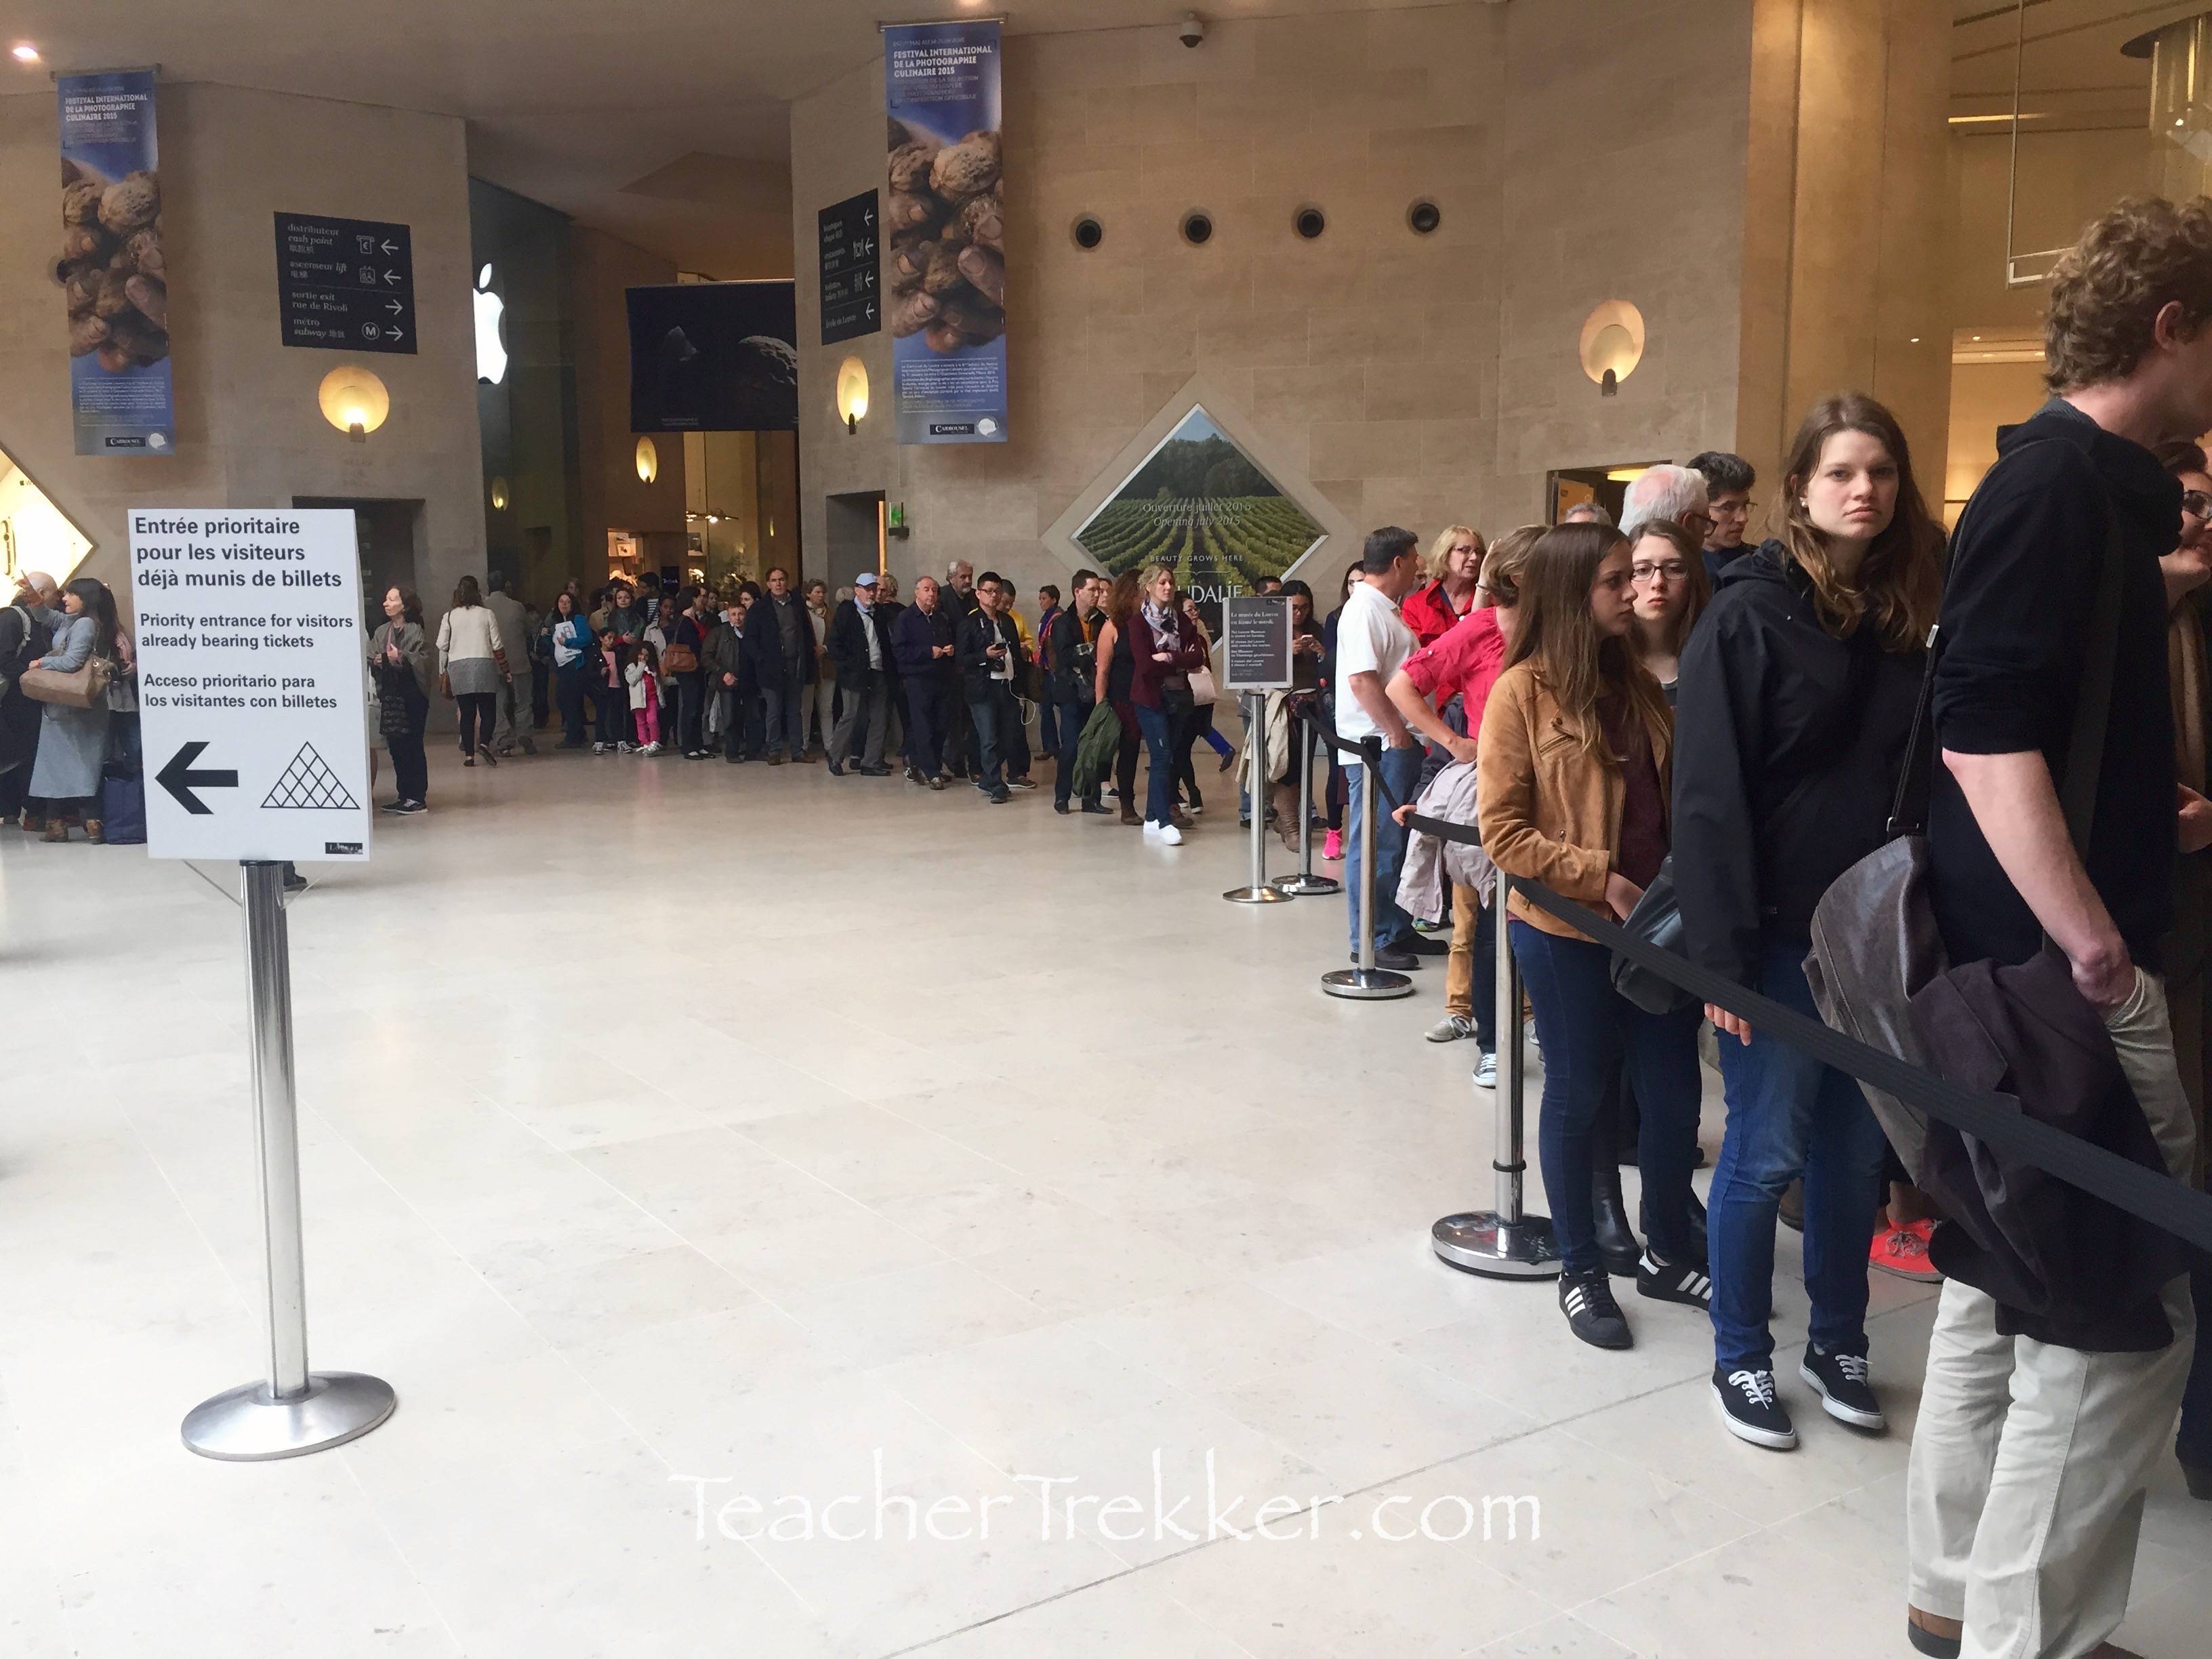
1145, 819, 1183, 845
592, 741, 609, 754
642, 741, 662, 756
1473, 1050, 1498, 1088
1425, 1014, 1476, 1044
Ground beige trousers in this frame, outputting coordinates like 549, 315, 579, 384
1445, 883, 1480, 1019
1906, 969, 2199, 1659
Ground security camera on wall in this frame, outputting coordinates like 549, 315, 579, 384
1179, 13, 1207, 48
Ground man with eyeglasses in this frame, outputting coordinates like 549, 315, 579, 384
1687, 451, 1758, 590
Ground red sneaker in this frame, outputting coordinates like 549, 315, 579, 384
1322, 829, 1343, 862
1869, 1218, 1942, 1283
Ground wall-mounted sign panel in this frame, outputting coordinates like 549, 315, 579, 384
276, 213, 417, 354
819, 189, 882, 346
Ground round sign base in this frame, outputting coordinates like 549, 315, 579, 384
1321, 966, 1414, 1000
182, 1371, 396, 1462
1431, 1211, 1562, 1279
1272, 873, 1340, 897
1223, 884, 1293, 904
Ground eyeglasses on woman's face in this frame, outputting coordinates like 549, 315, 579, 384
1631, 559, 1690, 586
2183, 489, 2212, 520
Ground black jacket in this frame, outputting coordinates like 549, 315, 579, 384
1928, 397, 2179, 971
1044, 606, 1101, 705
747, 592, 817, 688
893, 602, 958, 682
956, 609, 1025, 699
1673, 543, 1926, 985
827, 598, 895, 688
703, 619, 752, 694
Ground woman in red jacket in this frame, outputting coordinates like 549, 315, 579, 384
1399, 525, 1486, 647
1125, 562, 1207, 844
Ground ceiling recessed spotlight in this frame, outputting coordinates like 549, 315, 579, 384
11, 43, 39, 62
1972, 335, 1982, 341
1910, 336, 1921, 344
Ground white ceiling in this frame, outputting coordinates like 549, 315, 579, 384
2, 0, 1454, 277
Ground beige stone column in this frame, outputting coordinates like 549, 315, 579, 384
1739, 0, 1953, 499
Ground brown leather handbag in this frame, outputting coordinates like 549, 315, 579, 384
19, 654, 113, 709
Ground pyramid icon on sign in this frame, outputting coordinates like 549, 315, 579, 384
262, 742, 359, 810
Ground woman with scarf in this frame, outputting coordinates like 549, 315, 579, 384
369, 585, 434, 811
1125, 562, 1207, 845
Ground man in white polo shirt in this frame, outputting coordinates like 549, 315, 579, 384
1335, 526, 1426, 970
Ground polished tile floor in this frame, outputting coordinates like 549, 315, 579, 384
3, 743, 2207, 1658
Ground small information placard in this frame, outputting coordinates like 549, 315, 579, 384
818, 190, 881, 346
274, 213, 416, 353
129, 508, 371, 862
1221, 594, 1294, 691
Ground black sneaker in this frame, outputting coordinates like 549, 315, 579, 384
1557, 1269, 1632, 1350
1397, 933, 1450, 957
825, 758, 844, 776
1636, 1249, 1712, 1310
1370, 945, 1420, 971
1054, 800, 1071, 815
1080, 800, 1110, 815
989, 785, 1011, 804
928, 776, 946, 792
1799, 1344, 1885, 1431
1713, 1366, 1797, 1450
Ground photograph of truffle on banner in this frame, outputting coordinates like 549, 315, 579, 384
884, 18, 1007, 445
56, 68, 173, 455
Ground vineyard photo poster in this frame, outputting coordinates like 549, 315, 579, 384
885, 20, 1007, 445
1074, 407, 1326, 635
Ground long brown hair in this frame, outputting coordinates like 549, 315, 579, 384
1478, 525, 1545, 610
1626, 518, 1712, 655
1773, 393, 1940, 650
1105, 571, 1141, 626
1502, 523, 1670, 764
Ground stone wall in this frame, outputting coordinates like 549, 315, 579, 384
790, 1, 1762, 601
0, 82, 484, 619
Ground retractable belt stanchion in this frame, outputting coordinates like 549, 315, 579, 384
182, 860, 397, 1460
1321, 735, 1413, 1000
1273, 705, 1339, 897
1224, 691, 1290, 904
1433, 874, 1561, 1277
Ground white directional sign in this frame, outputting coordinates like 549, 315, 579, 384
129, 509, 371, 862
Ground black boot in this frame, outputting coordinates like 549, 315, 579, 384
1592, 1160, 1641, 1278
1643, 1187, 1709, 1265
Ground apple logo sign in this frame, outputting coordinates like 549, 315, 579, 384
474, 264, 507, 385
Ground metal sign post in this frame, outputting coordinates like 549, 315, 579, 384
1223, 692, 1290, 904
180, 861, 395, 1458
1433, 879, 1560, 1276
1273, 708, 1338, 897
1321, 745, 1412, 1000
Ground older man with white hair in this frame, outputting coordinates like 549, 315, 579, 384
1618, 463, 1713, 541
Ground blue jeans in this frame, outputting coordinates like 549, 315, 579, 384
1343, 745, 1424, 954
1709, 938, 1889, 1371
1134, 702, 1177, 823
1510, 920, 1704, 1274
760, 679, 808, 758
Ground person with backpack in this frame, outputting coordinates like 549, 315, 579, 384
1, 571, 55, 830
1671, 394, 1940, 1452
1905, 197, 2212, 1659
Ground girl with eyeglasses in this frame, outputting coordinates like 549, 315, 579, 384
1626, 519, 1714, 701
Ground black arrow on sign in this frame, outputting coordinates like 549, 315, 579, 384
157, 741, 237, 816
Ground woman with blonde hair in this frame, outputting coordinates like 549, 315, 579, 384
1401, 524, 1486, 647
1673, 391, 1940, 1450
1625, 518, 1713, 699
1477, 522, 1710, 1351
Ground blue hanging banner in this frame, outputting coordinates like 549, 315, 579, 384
58, 68, 174, 456
884, 20, 1007, 445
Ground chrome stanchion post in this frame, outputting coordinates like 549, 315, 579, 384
1322, 738, 1412, 999
182, 861, 397, 1460
1432, 876, 1561, 1277
1273, 707, 1338, 897
1225, 692, 1290, 903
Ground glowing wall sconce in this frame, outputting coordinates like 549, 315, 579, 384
836, 356, 869, 434
635, 436, 658, 483
1578, 300, 1645, 398
317, 365, 390, 443
489, 477, 510, 511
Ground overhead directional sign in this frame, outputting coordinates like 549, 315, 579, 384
129, 509, 371, 862
818, 188, 881, 346
274, 213, 416, 354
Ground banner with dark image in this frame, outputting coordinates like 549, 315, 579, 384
885, 20, 1007, 445
626, 281, 798, 432
58, 69, 173, 455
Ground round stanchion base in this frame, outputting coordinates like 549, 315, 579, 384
1431, 1211, 1563, 1279
1223, 884, 1294, 904
1272, 874, 1341, 897
1321, 966, 1414, 1000
182, 1371, 397, 1462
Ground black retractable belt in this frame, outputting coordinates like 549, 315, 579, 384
1406, 801, 2212, 1261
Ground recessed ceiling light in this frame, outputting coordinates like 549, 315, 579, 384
1910, 337, 1921, 344
1973, 335, 1982, 341
11, 43, 39, 62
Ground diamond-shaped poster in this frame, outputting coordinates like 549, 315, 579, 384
1073, 406, 1325, 634
262, 741, 359, 810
